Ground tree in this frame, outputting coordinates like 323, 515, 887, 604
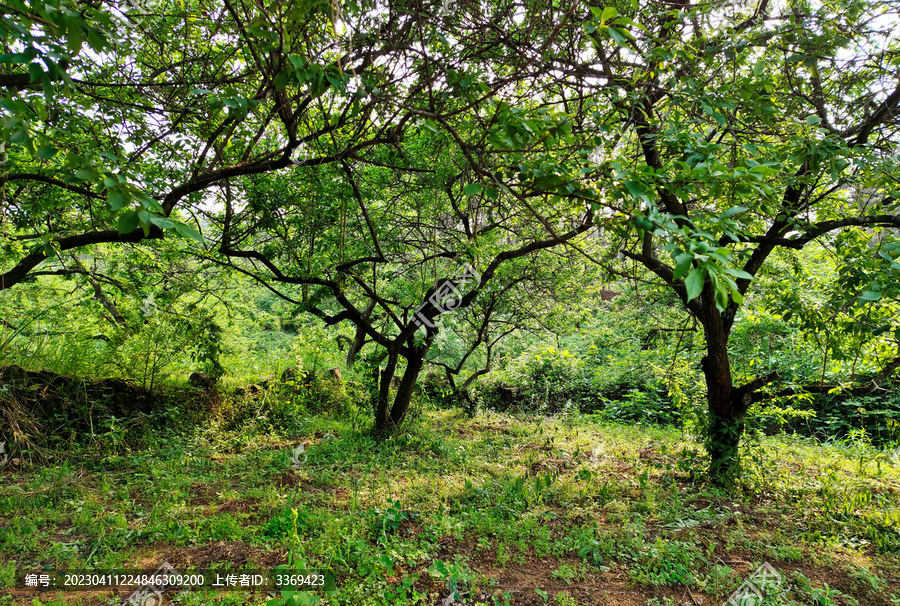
2, 0, 598, 430
1, 0, 420, 288
501, 0, 900, 481
5, 0, 900, 479
213, 122, 595, 431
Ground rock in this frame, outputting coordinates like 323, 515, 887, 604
498, 386, 519, 406
189, 372, 215, 390
0, 365, 28, 385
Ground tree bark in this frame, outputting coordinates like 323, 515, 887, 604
699, 288, 743, 484
345, 301, 377, 367
389, 344, 430, 426
346, 326, 366, 367
375, 350, 398, 432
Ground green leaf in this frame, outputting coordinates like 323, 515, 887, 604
117, 210, 140, 235
623, 180, 645, 200
135, 193, 164, 213
274, 69, 292, 89
149, 215, 175, 229
326, 74, 345, 90
107, 191, 127, 210
600, 6, 618, 24
173, 222, 204, 243
715, 283, 729, 311
608, 27, 633, 45
723, 268, 753, 280
0, 53, 33, 64
28, 62, 43, 84
684, 267, 706, 301
36, 146, 57, 160
75, 168, 96, 181
137, 210, 152, 236
859, 290, 881, 301
67, 25, 83, 55
462, 183, 483, 196
673, 252, 693, 280
721, 206, 748, 218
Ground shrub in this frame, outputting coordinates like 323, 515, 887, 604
780, 388, 900, 447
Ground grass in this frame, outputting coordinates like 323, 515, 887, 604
1, 405, 899, 606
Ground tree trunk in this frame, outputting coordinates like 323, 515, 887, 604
346, 301, 376, 367
389, 348, 428, 426
375, 350, 398, 432
345, 324, 367, 367
705, 382, 743, 484
699, 290, 742, 484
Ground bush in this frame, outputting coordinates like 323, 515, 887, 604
0, 365, 215, 455
476, 346, 585, 414
264, 370, 350, 433
780, 388, 900, 447
472, 345, 681, 425
596, 388, 679, 426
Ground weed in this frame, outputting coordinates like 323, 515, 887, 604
550, 563, 582, 584
554, 591, 577, 606
429, 558, 475, 602
2, 409, 899, 606
370, 500, 411, 541
630, 538, 698, 587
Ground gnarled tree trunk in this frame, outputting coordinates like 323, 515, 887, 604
375, 350, 398, 432
699, 288, 748, 484
374, 338, 435, 432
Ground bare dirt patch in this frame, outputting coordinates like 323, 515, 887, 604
162, 540, 285, 568
189, 482, 216, 506
218, 497, 259, 515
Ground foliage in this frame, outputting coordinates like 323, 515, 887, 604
3, 410, 900, 604
3, 0, 900, 487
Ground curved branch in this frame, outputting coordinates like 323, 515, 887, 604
0, 173, 102, 199
1, 227, 161, 291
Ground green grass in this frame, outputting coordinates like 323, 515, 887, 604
1, 406, 899, 605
